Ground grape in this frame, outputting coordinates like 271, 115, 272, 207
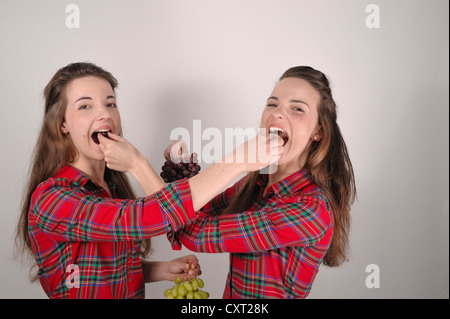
171, 286, 178, 298
191, 278, 198, 291
198, 290, 209, 299
163, 258, 209, 299
164, 277, 210, 299
164, 288, 172, 298
193, 292, 201, 299
177, 285, 187, 297
183, 281, 193, 292
160, 152, 201, 183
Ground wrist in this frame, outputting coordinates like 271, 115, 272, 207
141, 259, 167, 283
129, 153, 149, 179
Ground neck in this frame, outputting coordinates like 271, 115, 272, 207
69, 157, 107, 188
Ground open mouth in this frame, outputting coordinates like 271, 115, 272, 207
91, 129, 111, 145
269, 127, 289, 146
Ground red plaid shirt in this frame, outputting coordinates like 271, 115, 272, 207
28, 164, 196, 299
169, 170, 334, 299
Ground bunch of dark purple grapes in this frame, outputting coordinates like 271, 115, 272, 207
160, 153, 201, 183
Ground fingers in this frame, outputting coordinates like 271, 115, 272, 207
183, 255, 202, 278
164, 140, 181, 161
104, 131, 121, 142
164, 140, 182, 162
97, 132, 114, 150
169, 140, 188, 163
97, 133, 142, 173
259, 133, 284, 162
97, 131, 122, 145
97, 133, 117, 160
270, 134, 284, 162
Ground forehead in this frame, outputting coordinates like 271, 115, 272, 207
271, 77, 320, 105
65, 76, 114, 101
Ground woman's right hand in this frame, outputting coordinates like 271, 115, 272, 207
98, 132, 165, 195
98, 132, 145, 174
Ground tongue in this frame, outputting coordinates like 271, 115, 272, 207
278, 131, 289, 146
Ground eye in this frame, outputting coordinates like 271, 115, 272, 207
79, 105, 90, 110
267, 103, 277, 108
293, 107, 304, 112
107, 103, 117, 108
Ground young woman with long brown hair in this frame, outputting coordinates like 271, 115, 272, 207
164, 66, 357, 298
15, 62, 282, 298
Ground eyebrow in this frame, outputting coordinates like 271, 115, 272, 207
75, 95, 116, 103
267, 96, 310, 108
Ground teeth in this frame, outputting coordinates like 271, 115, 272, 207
269, 127, 286, 134
96, 129, 110, 133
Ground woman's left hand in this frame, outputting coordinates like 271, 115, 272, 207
165, 254, 202, 282
164, 140, 189, 163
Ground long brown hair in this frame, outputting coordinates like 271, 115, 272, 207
15, 62, 151, 279
223, 66, 356, 267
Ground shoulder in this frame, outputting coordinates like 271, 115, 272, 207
31, 165, 89, 202
276, 182, 333, 228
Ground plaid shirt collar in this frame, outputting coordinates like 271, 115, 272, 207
54, 164, 116, 196
257, 169, 312, 198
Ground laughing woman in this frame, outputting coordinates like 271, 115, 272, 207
15, 62, 282, 299
166, 66, 357, 298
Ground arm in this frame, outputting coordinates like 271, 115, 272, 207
31, 134, 281, 243
200, 176, 247, 216
30, 177, 195, 242
100, 132, 284, 211
170, 195, 333, 253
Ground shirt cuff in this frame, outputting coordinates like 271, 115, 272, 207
154, 178, 196, 249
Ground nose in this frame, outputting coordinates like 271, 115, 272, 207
271, 106, 287, 119
96, 105, 112, 121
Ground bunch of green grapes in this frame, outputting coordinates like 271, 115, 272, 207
164, 276, 209, 299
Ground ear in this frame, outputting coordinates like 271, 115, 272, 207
311, 126, 322, 141
61, 122, 69, 134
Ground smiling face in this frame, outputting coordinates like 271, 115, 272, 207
261, 77, 322, 173
61, 76, 121, 167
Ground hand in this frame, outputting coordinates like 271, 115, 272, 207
164, 140, 190, 163
164, 255, 202, 282
99, 132, 166, 195
98, 132, 145, 174
220, 133, 284, 172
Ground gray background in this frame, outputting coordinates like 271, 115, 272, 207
0, 0, 448, 299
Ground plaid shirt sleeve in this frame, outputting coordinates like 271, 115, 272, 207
169, 193, 332, 253
30, 177, 196, 242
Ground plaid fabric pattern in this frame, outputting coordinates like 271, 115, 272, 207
28, 164, 195, 299
169, 170, 334, 299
